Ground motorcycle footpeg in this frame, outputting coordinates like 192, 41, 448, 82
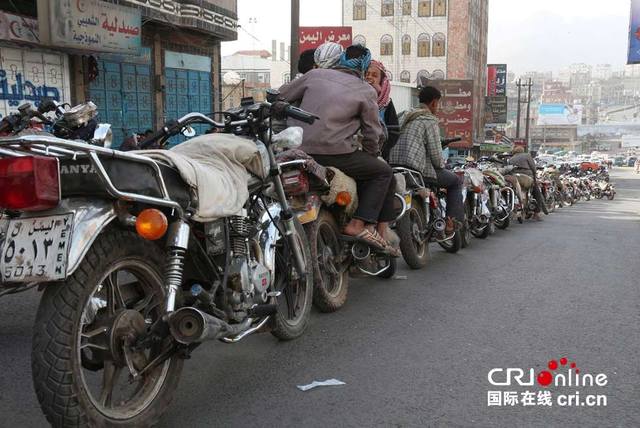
248, 304, 278, 318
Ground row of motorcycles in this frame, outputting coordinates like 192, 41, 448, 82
0, 93, 616, 427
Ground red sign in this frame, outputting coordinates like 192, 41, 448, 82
513, 139, 528, 150
299, 26, 352, 52
432, 80, 474, 149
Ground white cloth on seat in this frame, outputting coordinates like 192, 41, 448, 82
136, 133, 266, 222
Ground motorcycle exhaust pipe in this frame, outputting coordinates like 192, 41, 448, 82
351, 242, 371, 261
168, 307, 252, 344
433, 218, 446, 232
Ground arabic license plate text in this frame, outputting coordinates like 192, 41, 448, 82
1, 214, 74, 282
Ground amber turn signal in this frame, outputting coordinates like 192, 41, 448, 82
335, 191, 352, 207
135, 208, 168, 240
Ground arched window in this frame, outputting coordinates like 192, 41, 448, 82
432, 69, 445, 80
417, 70, 431, 87
433, 32, 446, 56
386, 71, 393, 81
380, 34, 393, 56
402, 34, 411, 55
434, 0, 446, 16
353, 0, 366, 20
400, 70, 410, 83
353, 34, 366, 47
402, 0, 411, 15
381, 0, 394, 16
418, 0, 431, 17
417, 33, 430, 57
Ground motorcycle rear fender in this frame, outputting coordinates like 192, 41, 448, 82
1, 198, 116, 278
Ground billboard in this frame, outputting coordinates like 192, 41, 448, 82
537, 103, 583, 126
484, 96, 507, 124
299, 27, 352, 52
629, 0, 640, 64
432, 80, 474, 149
487, 64, 507, 96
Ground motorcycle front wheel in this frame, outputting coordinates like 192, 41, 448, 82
32, 228, 183, 428
271, 217, 314, 340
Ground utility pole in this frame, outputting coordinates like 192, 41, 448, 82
516, 78, 522, 139
525, 78, 532, 149
290, 0, 300, 80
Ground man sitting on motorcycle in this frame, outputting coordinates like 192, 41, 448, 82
508, 146, 548, 220
278, 44, 399, 254
388, 86, 464, 234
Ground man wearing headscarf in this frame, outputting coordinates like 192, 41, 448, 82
365, 59, 399, 160
314, 42, 344, 69
279, 44, 398, 253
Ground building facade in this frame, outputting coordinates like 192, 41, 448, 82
0, 0, 237, 147
342, 0, 488, 145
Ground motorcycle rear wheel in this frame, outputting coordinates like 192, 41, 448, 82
305, 210, 349, 313
32, 228, 183, 428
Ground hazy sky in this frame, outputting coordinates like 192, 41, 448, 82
222, 0, 632, 74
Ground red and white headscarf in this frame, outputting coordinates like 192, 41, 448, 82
369, 59, 391, 110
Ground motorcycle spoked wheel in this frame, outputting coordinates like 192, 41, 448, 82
607, 192, 615, 200
396, 202, 430, 269
32, 229, 183, 428
546, 194, 556, 213
493, 193, 511, 230
270, 217, 314, 340
305, 209, 349, 313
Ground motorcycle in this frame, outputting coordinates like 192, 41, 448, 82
281, 153, 407, 312
0, 99, 112, 147
460, 163, 493, 239
0, 94, 317, 426
478, 159, 515, 230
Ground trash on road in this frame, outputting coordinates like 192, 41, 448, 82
297, 379, 346, 391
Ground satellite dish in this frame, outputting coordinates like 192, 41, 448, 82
223, 71, 242, 85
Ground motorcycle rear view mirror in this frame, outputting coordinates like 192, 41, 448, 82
182, 126, 196, 138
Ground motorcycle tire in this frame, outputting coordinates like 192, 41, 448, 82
32, 228, 183, 428
495, 213, 510, 230
460, 205, 472, 248
305, 210, 349, 313
473, 222, 492, 239
376, 256, 397, 279
270, 216, 314, 340
607, 193, 615, 200
439, 225, 462, 254
396, 203, 429, 269
546, 196, 556, 214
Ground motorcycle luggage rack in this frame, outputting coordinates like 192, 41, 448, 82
0, 135, 184, 216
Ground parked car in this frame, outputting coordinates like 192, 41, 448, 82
627, 157, 637, 167
580, 161, 600, 171
614, 157, 625, 167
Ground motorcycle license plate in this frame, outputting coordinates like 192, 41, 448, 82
1, 214, 74, 282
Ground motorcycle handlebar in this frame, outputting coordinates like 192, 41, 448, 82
284, 104, 318, 124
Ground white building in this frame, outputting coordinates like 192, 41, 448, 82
343, 0, 449, 85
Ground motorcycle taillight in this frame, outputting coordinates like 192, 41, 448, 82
429, 192, 438, 209
282, 169, 309, 196
0, 156, 60, 211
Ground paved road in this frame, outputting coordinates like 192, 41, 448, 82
1, 169, 639, 427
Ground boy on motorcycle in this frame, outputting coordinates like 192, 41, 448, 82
388, 86, 464, 234
278, 44, 399, 254
508, 146, 549, 219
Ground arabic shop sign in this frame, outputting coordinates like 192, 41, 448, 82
37, 0, 141, 54
0, 12, 39, 44
299, 27, 352, 52
485, 96, 507, 124
432, 80, 474, 149
487, 64, 507, 96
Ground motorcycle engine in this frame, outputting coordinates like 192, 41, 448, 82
206, 216, 273, 322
